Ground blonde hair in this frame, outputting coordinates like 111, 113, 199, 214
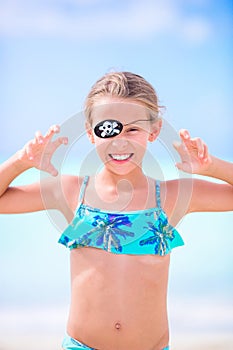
84, 71, 163, 124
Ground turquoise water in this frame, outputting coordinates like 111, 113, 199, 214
1, 206, 232, 302
0, 155, 232, 336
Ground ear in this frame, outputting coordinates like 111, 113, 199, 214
85, 122, 95, 144
148, 119, 162, 142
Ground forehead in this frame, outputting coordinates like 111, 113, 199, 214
91, 98, 149, 125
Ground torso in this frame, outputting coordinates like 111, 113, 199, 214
59, 174, 184, 350
68, 248, 170, 350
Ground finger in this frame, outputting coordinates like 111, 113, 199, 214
179, 132, 203, 157
173, 140, 181, 152
175, 162, 183, 170
44, 124, 60, 140
25, 143, 34, 160
53, 136, 68, 148
173, 140, 188, 156
192, 137, 205, 159
179, 129, 190, 141
175, 161, 192, 173
179, 130, 194, 151
35, 130, 44, 144
202, 143, 209, 162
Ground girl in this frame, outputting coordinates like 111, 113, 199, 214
0, 72, 232, 350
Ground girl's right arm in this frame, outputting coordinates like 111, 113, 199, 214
0, 125, 68, 214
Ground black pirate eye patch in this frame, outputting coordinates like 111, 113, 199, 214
93, 118, 153, 138
94, 119, 123, 138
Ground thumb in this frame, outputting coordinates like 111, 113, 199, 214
175, 161, 193, 174
46, 163, 59, 177
173, 140, 182, 152
175, 162, 184, 171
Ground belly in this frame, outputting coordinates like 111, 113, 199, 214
67, 248, 170, 350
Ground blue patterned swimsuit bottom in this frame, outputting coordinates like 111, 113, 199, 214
62, 334, 169, 350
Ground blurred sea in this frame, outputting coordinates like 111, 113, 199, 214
0, 155, 232, 349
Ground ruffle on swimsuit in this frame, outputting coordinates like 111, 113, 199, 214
58, 176, 184, 256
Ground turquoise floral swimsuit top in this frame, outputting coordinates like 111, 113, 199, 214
58, 176, 184, 256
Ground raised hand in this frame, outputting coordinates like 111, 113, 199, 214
173, 129, 212, 174
17, 125, 68, 176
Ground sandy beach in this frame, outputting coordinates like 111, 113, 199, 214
0, 333, 233, 350
1, 212, 232, 350
0, 302, 233, 350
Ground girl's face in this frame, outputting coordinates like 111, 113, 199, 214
86, 97, 161, 176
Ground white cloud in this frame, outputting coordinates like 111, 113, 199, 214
0, 0, 212, 43
180, 17, 212, 42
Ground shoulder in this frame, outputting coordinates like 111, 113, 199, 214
60, 174, 81, 192
43, 175, 85, 212
160, 178, 194, 198
159, 177, 233, 221
59, 175, 86, 209
159, 178, 194, 225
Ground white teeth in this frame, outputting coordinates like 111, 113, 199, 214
110, 153, 132, 161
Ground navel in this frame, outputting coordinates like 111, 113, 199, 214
114, 322, 121, 330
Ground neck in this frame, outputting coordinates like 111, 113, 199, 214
96, 166, 148, 190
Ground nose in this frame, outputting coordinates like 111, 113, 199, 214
111, 136, 128, 150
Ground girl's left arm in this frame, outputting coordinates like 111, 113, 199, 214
173, 129, 233, 213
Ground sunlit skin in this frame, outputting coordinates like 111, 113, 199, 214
86, 98, 161, 188
0, 97, 232, 349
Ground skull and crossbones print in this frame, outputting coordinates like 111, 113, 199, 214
94, 119, 123, 138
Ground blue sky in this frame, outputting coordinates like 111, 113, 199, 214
0, 2, 233, 339
0, 0, 232, 158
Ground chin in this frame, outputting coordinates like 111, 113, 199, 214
107, 164, 142, 177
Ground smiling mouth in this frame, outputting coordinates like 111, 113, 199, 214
109, 153, 133, 161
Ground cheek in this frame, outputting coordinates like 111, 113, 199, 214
134, 136, 149, 158
133, 134, 149, 148
94, 139, 111, 157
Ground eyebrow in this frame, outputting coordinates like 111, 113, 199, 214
123, 118, 154, 126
